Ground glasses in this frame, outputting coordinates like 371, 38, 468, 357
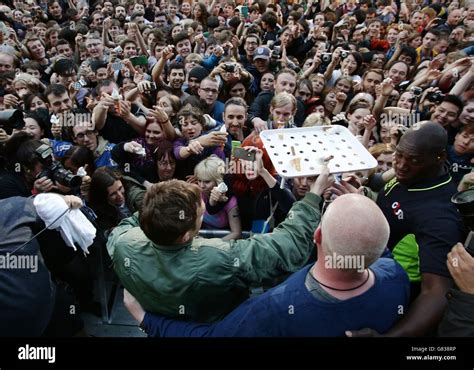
75, 130, 96, 139
158, 160, 175, 167
200, 87, 218, 95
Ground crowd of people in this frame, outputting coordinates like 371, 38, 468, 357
0, 0, 473, 337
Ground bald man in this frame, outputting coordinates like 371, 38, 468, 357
0, 52, 16, 74
123, 194, 410, 337
337, 122, 466, 337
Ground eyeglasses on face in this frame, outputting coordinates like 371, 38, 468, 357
75, 130, 96, 139
200, 87, 218, 94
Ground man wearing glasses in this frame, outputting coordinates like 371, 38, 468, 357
198, 77, 224, 124
68, 120, 118, 169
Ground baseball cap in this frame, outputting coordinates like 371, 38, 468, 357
254, 47, 270, 60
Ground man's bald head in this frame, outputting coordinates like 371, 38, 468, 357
0, 52, 16, 73
319, 194, 389, 268
399, 121, 447, 156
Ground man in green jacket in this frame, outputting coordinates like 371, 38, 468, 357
107, 168, 333, 322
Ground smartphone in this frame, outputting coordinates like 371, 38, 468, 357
272, 46, 281, 59
112, 61, 123, 71
234, 147, 256, 161
130, 55, 148, 67
240, 5, 249, 18
72, 82, 82, 91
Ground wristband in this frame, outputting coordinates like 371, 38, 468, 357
158, 119, 169, 125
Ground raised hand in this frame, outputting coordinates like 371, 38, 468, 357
124, 141, 145, 154
311, 164, 334, 196
209, 186, 228, 206
363, 114, 376, 131
380, 77, 395, 96
253, 118, 268, 133
161, 45, 175, 60
197, 131, 227, 147
336, 91, 347, 103
149, 106, 169, 123
187, 140, 204, 155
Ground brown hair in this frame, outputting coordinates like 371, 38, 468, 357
139, 180, 202, 245
459, 122, 474, 136
369, 143, 396, 158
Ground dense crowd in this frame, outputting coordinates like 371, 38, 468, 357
0, 0, 473, 338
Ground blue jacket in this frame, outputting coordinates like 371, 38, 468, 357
141, 258, 410, 336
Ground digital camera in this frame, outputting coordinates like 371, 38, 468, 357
427, 91, 445, 104
322, 53, 332, 63
223, 63, 236, 73
410, 86, 423, 97
35, 144, 82, 188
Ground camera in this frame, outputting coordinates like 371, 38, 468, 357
271, 46, 281, 59
37, 162, 82, 188
427, 91, 445, 104
322, 53, 332, 63
451, 189, 474, 256
410, 86, 423, 97
223, 63, 236, 73
35, 144, 82, 188
0, 109, 25, 135
340, 50, 349, 59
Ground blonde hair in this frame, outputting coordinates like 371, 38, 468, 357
194, 155, 226, 184
309, 73, 325, 83
185, 53, 203, 64
13, 73, 45, 93
303, 112, 331, 127
270, 91, 297, 111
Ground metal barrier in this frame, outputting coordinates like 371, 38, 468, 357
198, 230, 252, 239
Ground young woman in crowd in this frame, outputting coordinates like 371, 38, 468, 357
173, 105, 226, 178
87, 167, 146, 233
231, 135, 295, 232
195, 155, 241, 240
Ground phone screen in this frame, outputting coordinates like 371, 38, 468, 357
233, 147, 255, 161
130, 55, 148, 66
241, 5, 249, 18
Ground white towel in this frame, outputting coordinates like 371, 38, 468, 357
33, 194, 96, 254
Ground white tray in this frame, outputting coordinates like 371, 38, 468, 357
260, 126, 377, 178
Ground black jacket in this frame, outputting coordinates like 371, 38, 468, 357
438, 289, 474, 337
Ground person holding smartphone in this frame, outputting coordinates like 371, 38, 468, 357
231, 135, 296, 233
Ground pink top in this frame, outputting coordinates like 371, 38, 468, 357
202, 194, 238, 230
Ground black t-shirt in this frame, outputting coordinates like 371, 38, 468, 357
376, 172, 466, 281
99, 104, 144, 144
